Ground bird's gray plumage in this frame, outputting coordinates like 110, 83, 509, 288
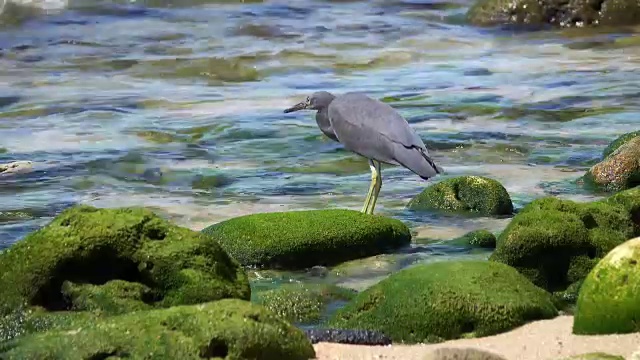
284, 90, 442, 215
326, 92, 441, 180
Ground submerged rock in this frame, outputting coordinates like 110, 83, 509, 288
573, 237, 640, 335
328, 260, 557, 344
466, 0, 640, 28
407, 176, 513, 216
449, 229, 497, 248
0, 299, 315, 360
303, 328, 391, 345
201, 209, 411, 270
490, 195, 637, 295
0, 205, 250, 319
0, 161, 32, 176
253, 283, 356, 324
584, 134, 640, 192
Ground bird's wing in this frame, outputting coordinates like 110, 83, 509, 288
327, 92, 442, 179
328, 92, 428, 150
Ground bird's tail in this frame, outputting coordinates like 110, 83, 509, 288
392, 143, 443, 180
419, 148, 444, 175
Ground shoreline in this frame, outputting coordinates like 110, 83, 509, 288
312, 316, 640, 360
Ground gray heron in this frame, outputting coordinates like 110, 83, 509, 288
284, 91, 442, 215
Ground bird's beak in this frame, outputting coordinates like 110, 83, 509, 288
284, 101, 308, 113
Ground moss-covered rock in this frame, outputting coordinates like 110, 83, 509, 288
573, 237, 640, 335
466, 0, 640, 28
328, 260, 557, 344
0, 205, 250, 318
584, 136, 640, 192
253, 283, 356, 324
0, 299, 315, 360
407, 176, 513, 216
201, 209, 411, 270
490, 196, 636, 294
603, 131, 640, 158
559, 353, 625, 360
449, 229, 497, 248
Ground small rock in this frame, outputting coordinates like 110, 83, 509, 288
407, 175, 513, 216
449, 229, 496, 248
423, 348, 507, 360
303, 328, 391, 345
0, 161, 33, 175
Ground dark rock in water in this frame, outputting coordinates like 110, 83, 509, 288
303, 328, 392, 345
466, 0, 640, 28
308, 265, 328, 277
0, 95, 20, 109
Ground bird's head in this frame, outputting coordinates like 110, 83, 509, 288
284, 91, 335, 113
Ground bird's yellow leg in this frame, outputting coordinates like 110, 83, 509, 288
361, 160, 378, 213
366, 161, 382, 215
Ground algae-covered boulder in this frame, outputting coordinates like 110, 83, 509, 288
584, 136, 640, 192
0, 205, 250, 317
467, 0, 640, 28
328, 260, 557, 343
603, 131, 640, 158
201, 209, 411, 270
0, 299, 315, 360
253, 283, 356, 324
407, 176, 513, 216
490, 196, 636, 294
449, 229, 497, 248
573, 237, 640, 335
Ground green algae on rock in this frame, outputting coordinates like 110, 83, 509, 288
0, 299, 315, 360
490, 196, 636, 294
449, 229, 496, 248
201, 209, 411, 270
407, 176, 513, 216
573, 237, 640, 335
583, 136, 640, 192
328, 260, 557, 344
0, 205, 250, 318
253, 283, 357, 324
603, 131, 640, 158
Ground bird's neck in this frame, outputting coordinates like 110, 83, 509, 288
316, 108, 339, 142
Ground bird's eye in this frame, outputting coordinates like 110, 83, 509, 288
306, 96, 310, 103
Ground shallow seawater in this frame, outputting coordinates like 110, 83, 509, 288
1, 0, 639, 305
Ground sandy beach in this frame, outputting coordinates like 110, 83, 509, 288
313, 316, 640, 360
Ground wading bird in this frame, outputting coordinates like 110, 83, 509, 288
284, 91, 442, 215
